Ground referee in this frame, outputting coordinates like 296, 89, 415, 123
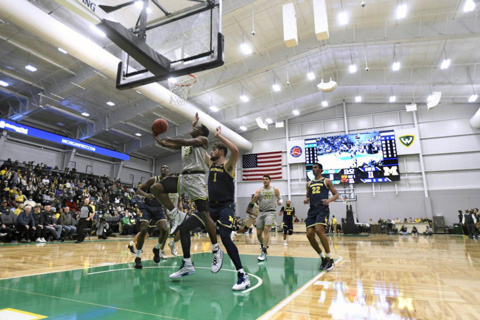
75, 198, 93, 243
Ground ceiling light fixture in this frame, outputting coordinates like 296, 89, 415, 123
0, 80, 9, 87
292, 109, 300, 116
240, 43, 253, 55
58, 48, 67, 54
106, 101, 115, 106
468, 94, 478, 103
135, 132, 142, 137
440, 58, 451, 70
272, 84, 281, 92
389, 96, 396, 103
321, 100, 328, 107
209, 105, 219, 112
81, 112, 90, 117
396, 3, 407, 19
240, 125, 247, 131
265, 118, 273, 124
464, 0, 476, 12
240, 95, 249, 102
338, 11, 348, 25
25, 65, 37, 72
307, 71, 316, 81
355, 96, 362, 102
349, 64, 357, 73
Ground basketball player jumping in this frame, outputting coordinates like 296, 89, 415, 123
151, 113, 223, 278
304, 163, 339, 271
127, 165, 181, 258
205, 126, 250, 290
247, 175, 282, 261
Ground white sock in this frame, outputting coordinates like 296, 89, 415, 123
129, 241, 135, 246
183, 258, 192, 264
155, 243, 161, 249
326, 252, 331, 258
212, 243, 219, 252
136, 249, 142, 258
238, 268, 245, 275
320, 252, 326, 258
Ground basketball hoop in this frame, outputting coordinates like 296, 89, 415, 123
168, 74, 197, 106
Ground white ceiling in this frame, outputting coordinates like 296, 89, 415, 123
1, 0, 479, 160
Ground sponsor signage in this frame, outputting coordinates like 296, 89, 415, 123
0, 119, 129, 161
286, 140, 305, 164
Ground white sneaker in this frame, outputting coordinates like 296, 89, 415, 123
258, 248, 267, 261
169, 260, 195, 279
170, 209, 186, 235
232, 273, 251, 291
211, 248, 224, 273
41, 238, 47, 243
160, 250, 167, 259
36, 238, 42, 243
168, 240, 177, 256
284, 241, 288, 246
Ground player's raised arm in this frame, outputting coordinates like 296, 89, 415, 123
304, 181, 311, 205
322, 179, 339, 205
214, 126, 239, 172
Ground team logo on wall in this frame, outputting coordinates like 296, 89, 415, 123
399, 135, 415, 147
290, 146, 302, 158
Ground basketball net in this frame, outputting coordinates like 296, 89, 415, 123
168, 74, 197, 106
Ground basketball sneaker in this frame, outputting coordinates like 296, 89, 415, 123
169, 260, 195, 279
320, 257, 327, 270
168, 240, 177, 256
170, 209, 186, 235
160, 250, 167, 259
211, 248, 224, 273
127, 243, 136, 255
324, 257, 334, 271
258, 246, 267, 261
232, 272, 251, 291
153, 247, 161, 263
134, 257, 142, 269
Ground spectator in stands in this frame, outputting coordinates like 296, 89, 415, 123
60, 206, 76, 241
1, 200, 16, 242
17, 205, 35, 242
43, 204, 62, 241
32, 205, 46, 243
463, 209, 478, 240
424, 225, 433, 236
399, 225, 408, 235
121, 212, 134, 235
411, 226, 419, 236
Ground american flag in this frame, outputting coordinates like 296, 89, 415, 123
242, 151, 282, 181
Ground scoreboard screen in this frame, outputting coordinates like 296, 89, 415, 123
305, 130, 400, 184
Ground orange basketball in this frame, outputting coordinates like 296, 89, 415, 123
152, 118, 168, 135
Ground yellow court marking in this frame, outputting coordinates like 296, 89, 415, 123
0, 308, 47, 320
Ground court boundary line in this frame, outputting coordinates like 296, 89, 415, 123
0, 286, 184, 320
257, 255, 343, 320
86, 266, 263, 293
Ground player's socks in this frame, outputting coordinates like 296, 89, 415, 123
212, 243, 220, 252
136, 249, 142, 258
326, 252, 331, 258
238, 268, 245, 275
184, 258, 192, 265
155, 242, 161, 249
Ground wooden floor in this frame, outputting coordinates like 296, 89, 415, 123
1, 232, 480, 319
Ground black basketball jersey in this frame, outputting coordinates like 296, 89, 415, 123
309, 177, 330, 207
144, 176, 162, 206
208, 162, 234, 203
282, 206, 295, 223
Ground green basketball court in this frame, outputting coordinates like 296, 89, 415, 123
0, 253, 327, 320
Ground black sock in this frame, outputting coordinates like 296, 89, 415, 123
219, 226, 243, 270
179, 215, 203, 259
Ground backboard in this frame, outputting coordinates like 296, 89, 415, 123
98, 0, 224, 90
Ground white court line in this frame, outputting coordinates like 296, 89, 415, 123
257, 256, 343, 320
87, 266, 263, 294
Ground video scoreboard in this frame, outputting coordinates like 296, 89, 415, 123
305, 130, 400, 184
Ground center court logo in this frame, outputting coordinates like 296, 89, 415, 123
399, 135, 415, 147
290, 146, 302, 158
